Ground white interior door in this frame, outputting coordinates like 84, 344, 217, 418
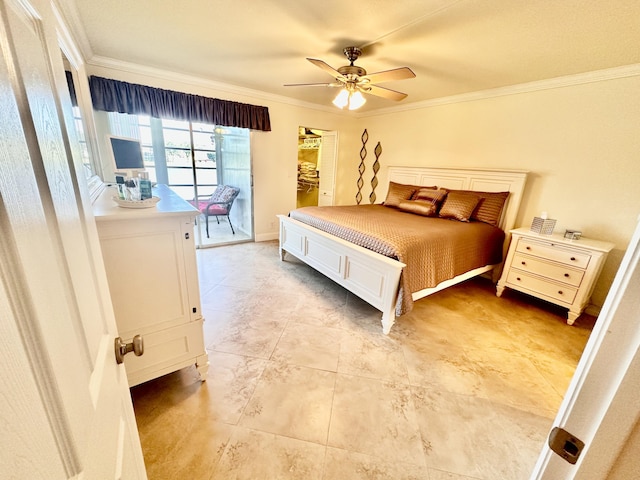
317, 130, 337, 206
531, 216, 640, 479
0, 0, 146, 477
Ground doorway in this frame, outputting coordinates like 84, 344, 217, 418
297, 126, 338, 207
194, 126, 254, 248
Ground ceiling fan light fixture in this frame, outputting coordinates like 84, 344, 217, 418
348, 90, 366, 110
332, 89, 350, 109
332, 87, 366, 110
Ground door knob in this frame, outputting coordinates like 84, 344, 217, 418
114, 335, 144, 364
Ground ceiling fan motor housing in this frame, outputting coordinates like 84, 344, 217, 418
338, 65, 367, 77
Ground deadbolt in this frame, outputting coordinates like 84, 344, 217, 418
548, 426, 585, 464
114, 335, 144, 364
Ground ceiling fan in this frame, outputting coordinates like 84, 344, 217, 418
285, 47, 416, 110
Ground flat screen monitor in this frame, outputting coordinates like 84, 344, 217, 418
109, 136, 145, 178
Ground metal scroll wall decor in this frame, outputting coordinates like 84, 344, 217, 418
355, 129, 368, 204
369, 142, 382, 204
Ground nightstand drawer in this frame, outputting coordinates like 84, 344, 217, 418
506, 270, 578, 304
516, 238, 591, 268
512, 253, 585, 287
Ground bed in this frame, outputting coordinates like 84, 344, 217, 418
278, 166, 528, 334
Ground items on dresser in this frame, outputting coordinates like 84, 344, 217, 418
530, 212, 557, 235
138, 171, 153, 200
496, 227, 614, 325
93, 184, 209, 386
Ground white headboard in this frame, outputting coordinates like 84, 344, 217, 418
386, 166, 529, 233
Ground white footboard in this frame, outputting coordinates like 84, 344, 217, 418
278, 215, 405, 334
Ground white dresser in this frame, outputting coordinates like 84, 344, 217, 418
496, 227, 614, 324
93, 184, 208, 386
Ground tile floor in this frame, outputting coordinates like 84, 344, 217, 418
131, 241, 595, 480
194, 213, 252, 248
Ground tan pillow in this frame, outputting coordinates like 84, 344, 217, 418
439, 191, 480, 222
383, 182, 419, 208
474, 191, 509, 226
448, 190, 509, 226
412, 188, 449, 207
397, 200, 437, 217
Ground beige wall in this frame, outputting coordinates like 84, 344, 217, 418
607, 415, 640, 479
347, 75, 640, 308
86, 65, 640, 309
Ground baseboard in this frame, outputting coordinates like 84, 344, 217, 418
585, 304, 602, 317
255, 232, 279, 242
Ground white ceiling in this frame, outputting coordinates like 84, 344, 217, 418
65, 0, 640, 113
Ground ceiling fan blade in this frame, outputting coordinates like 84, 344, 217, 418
362, 67, 416, 84
362, 84, 408, 101
307, 58, 346, 80
284, 82, 343, 88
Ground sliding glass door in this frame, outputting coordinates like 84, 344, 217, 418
105, 112, 253, 247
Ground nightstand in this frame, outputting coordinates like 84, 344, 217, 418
496, 227, 614, 324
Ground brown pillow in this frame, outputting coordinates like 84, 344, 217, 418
412, 188, 449, 208
383, 182, 419, 208
411, 186, 438, 197
448, 190, 509, 226
439, 191, 480, 222
397, 200, 437, 217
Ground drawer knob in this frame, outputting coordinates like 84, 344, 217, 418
526, 246, 531, 250
564, 273, 570, 277
516, 277, 521, 281
521, 261, 526, 265
558, 290, 564, 295
570, 257, 576, 261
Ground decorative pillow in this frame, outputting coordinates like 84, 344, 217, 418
438, 191, 480, 222
397, 200, 437, 217
383, 182, 420, 208
210, 185, 236, 203
448, 190, 509, 226
412, 188, 449, 208
411, 186, 438, 197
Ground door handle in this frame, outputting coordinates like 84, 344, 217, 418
114, 335, 144, 364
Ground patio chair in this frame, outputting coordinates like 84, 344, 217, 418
190, 185, 240, 237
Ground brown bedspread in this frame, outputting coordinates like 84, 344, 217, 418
289, 204, 505, 315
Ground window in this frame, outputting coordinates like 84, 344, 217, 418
71, 105, 92, 178
107, 113, 234, 201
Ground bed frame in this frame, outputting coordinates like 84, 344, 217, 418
278, 166, 528, 334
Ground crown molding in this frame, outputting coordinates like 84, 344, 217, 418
360, 63, 640, 117
85, 54, 640, 118
87, 55, 348, 115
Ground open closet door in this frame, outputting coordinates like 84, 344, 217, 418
531, 216, 640, 479
317, 131, 338, 206
0, 0, 146, 477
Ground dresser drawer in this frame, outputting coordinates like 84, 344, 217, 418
506, 270, 578, 304
512, 253, 585, 287
515, 238, 591, 269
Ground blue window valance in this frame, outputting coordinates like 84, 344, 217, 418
89, 75, 271, 132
